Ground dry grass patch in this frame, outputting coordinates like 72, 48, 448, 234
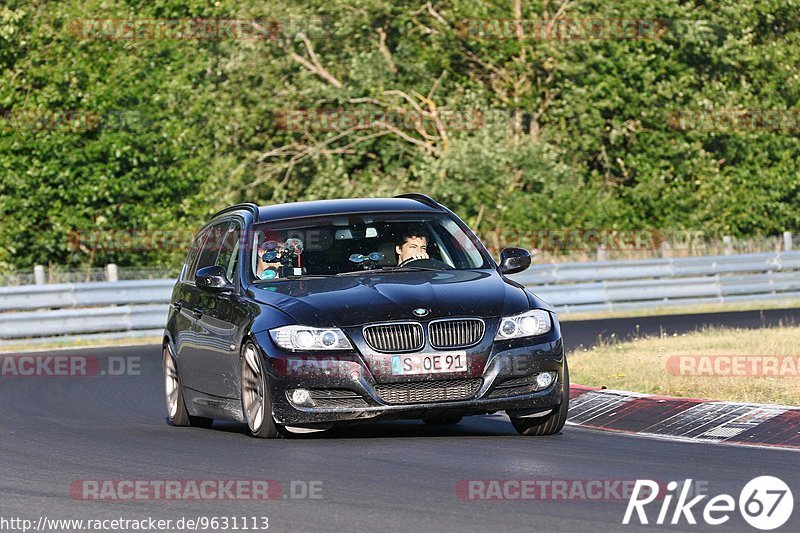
558, 299, 800, 322
0, 336, 162, 354
569, 326, 800, 406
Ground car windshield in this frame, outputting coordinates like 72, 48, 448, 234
250, 211, 490, 281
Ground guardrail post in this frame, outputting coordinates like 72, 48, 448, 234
660, 240, 672, 258
596, 244, 607, 261
784, 231, 793, 251
33, 265, 46, 285
106, 263, 118, 282
723, 235, 733, 255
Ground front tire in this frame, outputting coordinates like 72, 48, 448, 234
163, 344, 213, 428
510, 359, 570, 436
241, 342, 280, 439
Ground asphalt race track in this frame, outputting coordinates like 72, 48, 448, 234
2, 310, 799, 532
560, 307, 800, 349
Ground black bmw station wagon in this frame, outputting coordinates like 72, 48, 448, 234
163, 194, 568, 438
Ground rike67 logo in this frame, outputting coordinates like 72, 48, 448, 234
624, 476, 794, 530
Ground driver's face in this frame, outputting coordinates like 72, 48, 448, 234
396, 236, 428, 264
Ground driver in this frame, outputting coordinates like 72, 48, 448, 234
395, 227, 430, 266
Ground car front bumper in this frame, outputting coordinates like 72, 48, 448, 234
256, 331, 567, 426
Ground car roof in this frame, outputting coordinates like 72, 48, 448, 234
214, 197, 444, 224
258, 197, 442, 222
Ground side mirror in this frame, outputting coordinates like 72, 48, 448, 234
195, 265, 233, 292
498, 247, 532, 275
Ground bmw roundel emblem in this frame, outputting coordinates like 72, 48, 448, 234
413, 308, 429, 317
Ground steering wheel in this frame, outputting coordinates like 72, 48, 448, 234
397, 257, 453, 269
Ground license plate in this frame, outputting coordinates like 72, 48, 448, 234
391, 352, 468, 375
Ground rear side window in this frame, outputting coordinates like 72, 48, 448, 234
192, 221, 230, 278
181, 229, 208, 281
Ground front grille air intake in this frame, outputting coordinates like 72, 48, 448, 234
429, 318, 486, 348
363, 322, 424, 353
375, 378, 483, 404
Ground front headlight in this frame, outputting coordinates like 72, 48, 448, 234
269, 325, 353, 351
495, 309, 552, 340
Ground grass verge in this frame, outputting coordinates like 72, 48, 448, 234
569, 325, 800, 406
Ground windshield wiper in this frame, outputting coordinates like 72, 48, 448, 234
372, 266, 441, 273
266, 266, 444, 278
255, 274, 337, 282
283, 274, 339, 279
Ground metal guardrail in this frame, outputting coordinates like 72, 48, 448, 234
512, 252, 800, 311
1, 252, 799, 343
0, 279, 175, 312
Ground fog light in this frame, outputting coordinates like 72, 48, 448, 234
290, 388, 315, 407
536, 372, 555, 389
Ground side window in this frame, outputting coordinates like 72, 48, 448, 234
440, 218, 484, 268
181, 229, 208, 281
216, 222, 241, 282
426, 223, 454, 267
193, 222, 229, 278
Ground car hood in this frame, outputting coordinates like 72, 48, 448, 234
249, 270, 532, 327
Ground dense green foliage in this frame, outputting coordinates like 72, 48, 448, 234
1, 0, 798, 269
